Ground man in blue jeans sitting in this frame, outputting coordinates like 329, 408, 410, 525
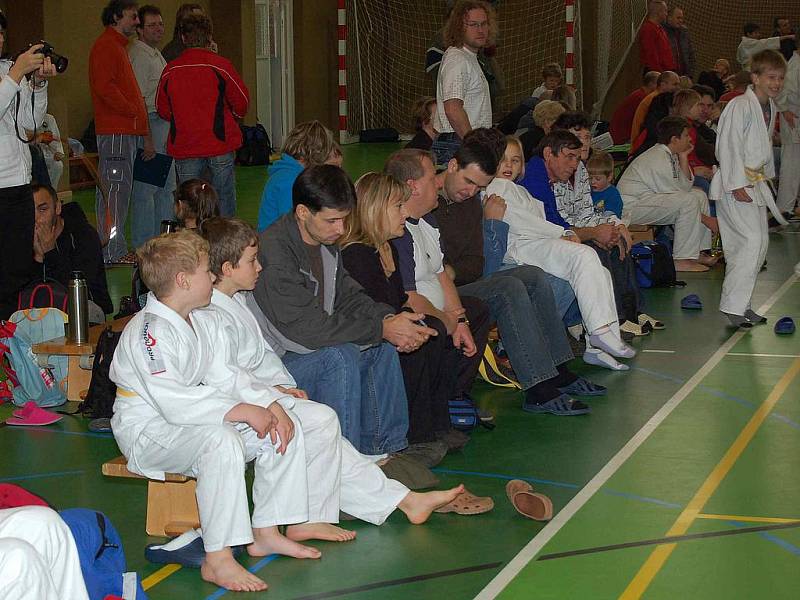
253, 164, 435, 457
387, 132, 605, 416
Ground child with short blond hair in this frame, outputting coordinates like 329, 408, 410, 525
586, 151, 624, 218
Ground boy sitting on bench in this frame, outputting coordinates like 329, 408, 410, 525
110, 230, 466, 593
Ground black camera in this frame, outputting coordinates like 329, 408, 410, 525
29, 41, 68, 74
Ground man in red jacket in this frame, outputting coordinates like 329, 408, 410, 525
157, 14, 249, 217
638, 1, 677, 74
89, 1, 148, 264
609, 70, 659, 144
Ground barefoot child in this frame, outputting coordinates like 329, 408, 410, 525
197, 217, 478, 532
110, 231, 321, 593
711, 49, 788, 327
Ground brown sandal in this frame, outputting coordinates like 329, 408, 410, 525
505, 480, 553, 521
433, 488, 494, 515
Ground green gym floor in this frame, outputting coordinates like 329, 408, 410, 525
3, 143, 800, 599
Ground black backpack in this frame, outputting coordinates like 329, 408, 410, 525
78, 327, 121, 419
237, 124, 271, 166
630, 241, 683, 288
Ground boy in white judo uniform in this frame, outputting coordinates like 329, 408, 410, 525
711, 49, 788, 327
111, 231, 325, 593
486, 135, 635, 371
775, 46, 800, 216
196, 216, 466, 538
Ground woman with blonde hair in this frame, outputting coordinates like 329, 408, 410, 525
672, 88, 716, 193
340, 172, 468, 462
519, 99, 566, 161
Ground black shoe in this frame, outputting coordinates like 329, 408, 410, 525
436, 428, 470, 452
400, 440, 449, 468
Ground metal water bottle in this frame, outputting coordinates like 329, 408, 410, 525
67, 271, 89, 344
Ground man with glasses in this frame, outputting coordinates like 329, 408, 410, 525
431, 0, 496, 165
129, 4, 176, 247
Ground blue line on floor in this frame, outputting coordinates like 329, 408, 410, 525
3, 425, 115, 439
0, 469, 85, 483
727, 521, 800, 557
204, 554, 279, 600
632, 366, 800, 431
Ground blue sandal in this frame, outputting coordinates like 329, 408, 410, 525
681, 294, 703, 310
774, 316, 795, 335
558, 377, 607, 397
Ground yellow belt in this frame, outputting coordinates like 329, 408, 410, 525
116, 388, 138, 398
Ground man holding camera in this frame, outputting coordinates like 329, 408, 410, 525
0, 11, 57, 319
89, 0, 148, 264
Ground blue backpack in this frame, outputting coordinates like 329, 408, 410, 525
60, 509, 148, 600
0, 308, 68, 407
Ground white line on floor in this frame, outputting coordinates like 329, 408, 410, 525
474, 273, 799, 600
727, 352, 800, 358
642, 350, 676, 354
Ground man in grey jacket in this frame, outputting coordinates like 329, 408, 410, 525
253, 165, 435, 457
663, 6, 695, 78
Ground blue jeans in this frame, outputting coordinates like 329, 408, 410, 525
282, 343, 409, 455
458, 265, 574, 389
500, 264, 580, 326
430, 132, 461, 166
175, 152, 236, 216
131, 113, 176, 248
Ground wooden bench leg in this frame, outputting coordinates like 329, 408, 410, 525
145, 479, 201, 537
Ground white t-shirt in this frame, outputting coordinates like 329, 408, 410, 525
392, 214, 447, 311
128, 39, 167, 113
434, 46, 492, 133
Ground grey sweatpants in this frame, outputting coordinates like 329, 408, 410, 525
95, 134, 139, 262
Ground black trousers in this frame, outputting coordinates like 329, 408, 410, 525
584, 240, 642, 323
399, 315, 457, 444
0, 184, 35, 320
451, 295, 492, 398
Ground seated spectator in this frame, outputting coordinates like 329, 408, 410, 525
386, 140, 603, 416
35, 114, 64, 189
0, 505, 89, 599
175, 178, 220, 230
630, 70, 680, 143
157, 13, 249, 217
737, 22, 794, 71
692, 84, 718, 145
629, 87, 674, 158
720, 71, 751, 102
406, 97, 438, 151
678, 75, 693, 89
672, 89, 717, 194
617, 116, 718, 272
697, 58, 730, 100
609, 70, 660, 144
520, 117, 658, 334
531, 62, 562, 100
551, 84, 577, 110
31, 184, 113, 317
254, 165, 434, 457
587, 151, 623, 219
257, 120, 337, 231
326, 141, 344, 167
488, 136, 634, 371
520, 100, 566, 161
340, 173, 467, 458
385, 156, 493, 419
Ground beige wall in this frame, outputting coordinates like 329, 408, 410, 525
293, 0, 338, 130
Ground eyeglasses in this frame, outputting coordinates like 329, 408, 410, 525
465, 20, 489, 29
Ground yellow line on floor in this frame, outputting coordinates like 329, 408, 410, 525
696, 513, 800, 524
619, 357, 800, 600
141, 563, 182, 591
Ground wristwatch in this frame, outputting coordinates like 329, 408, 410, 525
457, 316, 469, 325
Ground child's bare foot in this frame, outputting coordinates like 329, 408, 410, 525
201, 548, 267, 592
247, 526, 322, 559
398, 484, 465, 524
286, 523, 357, 542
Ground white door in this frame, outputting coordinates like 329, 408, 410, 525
255, 0, 295, 148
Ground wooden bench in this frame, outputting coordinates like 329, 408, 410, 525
102, 456, 200, 537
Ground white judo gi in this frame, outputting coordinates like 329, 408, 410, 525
202, 289, 409, 526
776, 52, 800, 213
486, 178, 618, 333
737, 36, 781, 71
618, 143, 712, 260
0, 506, 89, 600
110, 293, 311, 553
711, 86, 785, 316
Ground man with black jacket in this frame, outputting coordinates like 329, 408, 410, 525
31, 184, 113, 317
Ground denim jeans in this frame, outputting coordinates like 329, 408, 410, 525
458, 265, 574, 389
175, 151, 236, 216
282, 342, 409, 455
430, 132, 461, 166
131, 113, 176, 248
499, 264, 580, 326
